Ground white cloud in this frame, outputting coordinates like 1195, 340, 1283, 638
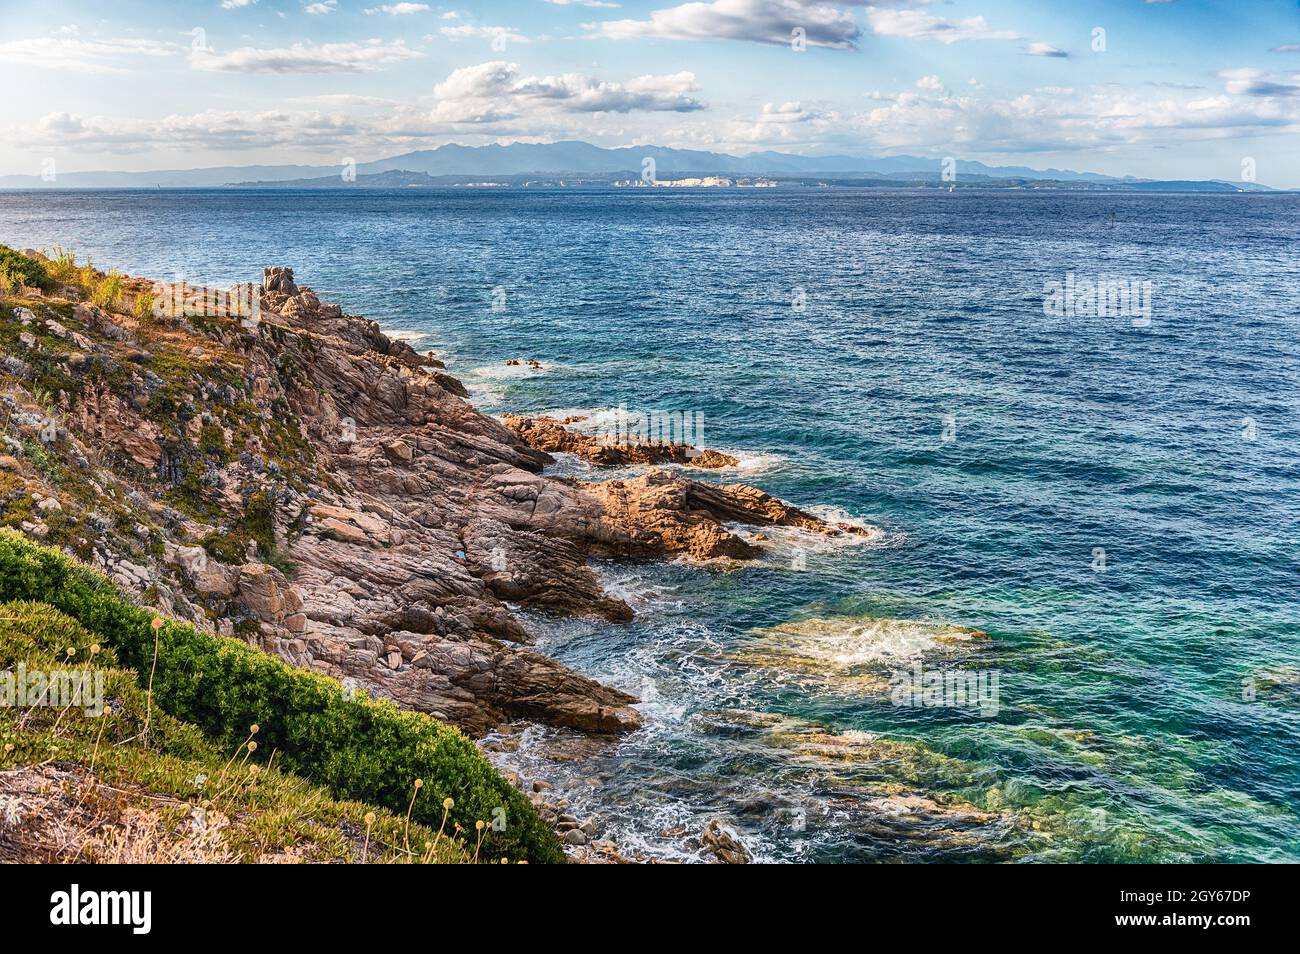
220, 0, 257, 9
1218, 67, 1299, 97
5, 62, 706, 157
590, 0, 861, 50
190, 40, 421, 73
865, 7, 1022, 44
756, 101, 821, 124
595, 2, 1029, 51
0, 35, 177, 73
711, 69, 1300, 157
10, 35, 1299, 177
364, 3, 430, 14
285, 93, 401, 108
431, 61, 705, 122
303, 1, 338, 13
1024, 42, 1068, 58
440, 25, 532, 45
545, 0, 620, 7
17, 108, 379, 154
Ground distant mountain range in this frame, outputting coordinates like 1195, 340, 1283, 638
0, 140, 1277, 191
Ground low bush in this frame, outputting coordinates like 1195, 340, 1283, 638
0, 599, 119, 668
0, 245, 52, 292
0, 601, 473, 863
0, 530, 564, 862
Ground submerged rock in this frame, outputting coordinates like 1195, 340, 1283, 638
702, 817, 753, 864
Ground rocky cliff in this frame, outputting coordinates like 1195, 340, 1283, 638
0, 255, 869, 740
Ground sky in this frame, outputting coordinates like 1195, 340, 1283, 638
2, 0, 1299, 184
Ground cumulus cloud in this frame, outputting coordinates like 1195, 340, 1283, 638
5, 61, 706, 156
431, 61, 705, 122
190, 40, 421, 73
364, 3, 429, 14
303, 1, 338, 13
706, 63, 1300, 159
1218, 67, 1299, 97
1024, 42, 1067, 57
15, 108, 372, 154
11, 32, 1300, 175
440, 25, 532, 44
865, 7, 1022, 44
590, 0, 862, 50
0, 35, 177, 73
221, 0, 257, 9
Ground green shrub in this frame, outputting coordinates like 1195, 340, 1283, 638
0, 601, 212, 761
90, 270, 124, 309
0, 599, 119, 668
133, 290, 156, 322
198, 529, 248, 565
0, 605, 472, 863
0, 529, 564, 862
0, 245, 52, 292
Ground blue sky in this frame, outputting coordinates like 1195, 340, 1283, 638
2, 0, 1299, 184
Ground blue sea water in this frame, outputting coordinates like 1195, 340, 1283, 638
3, 188, 1298, 862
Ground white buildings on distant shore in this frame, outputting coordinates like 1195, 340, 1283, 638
612, 176, 779, 188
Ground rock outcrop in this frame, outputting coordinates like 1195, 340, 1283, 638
0, 260, 872, 739
702, 817, 754, 864
503, 413, 739, 469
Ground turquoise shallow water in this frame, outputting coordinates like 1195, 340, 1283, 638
2, 189, 1298, 861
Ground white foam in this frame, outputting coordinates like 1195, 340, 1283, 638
836, 728, 882, 744
465, 380, 507, 407
719, 450, 788, 476
590, 564, 684, 612
728, 518, 888, 563
383, 328, 436, 346
540, 451, 597, 479
473, 360, 559, 381
748, 615, 985, 670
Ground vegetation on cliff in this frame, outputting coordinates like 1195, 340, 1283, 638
0, 245, 54, 295
0, 530, 564, 862
0, 597, 480, 863
0, 242, 880, 862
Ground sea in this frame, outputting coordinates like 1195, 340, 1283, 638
3, 188, 1297, 862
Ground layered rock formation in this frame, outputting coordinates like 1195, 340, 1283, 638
0, 261, 871, 738
502, 413, 739, 469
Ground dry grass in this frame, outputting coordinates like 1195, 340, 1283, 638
0, 760, 469, 864
0, 763, 233, 863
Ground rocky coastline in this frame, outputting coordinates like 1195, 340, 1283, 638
0, 257, 874, 859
